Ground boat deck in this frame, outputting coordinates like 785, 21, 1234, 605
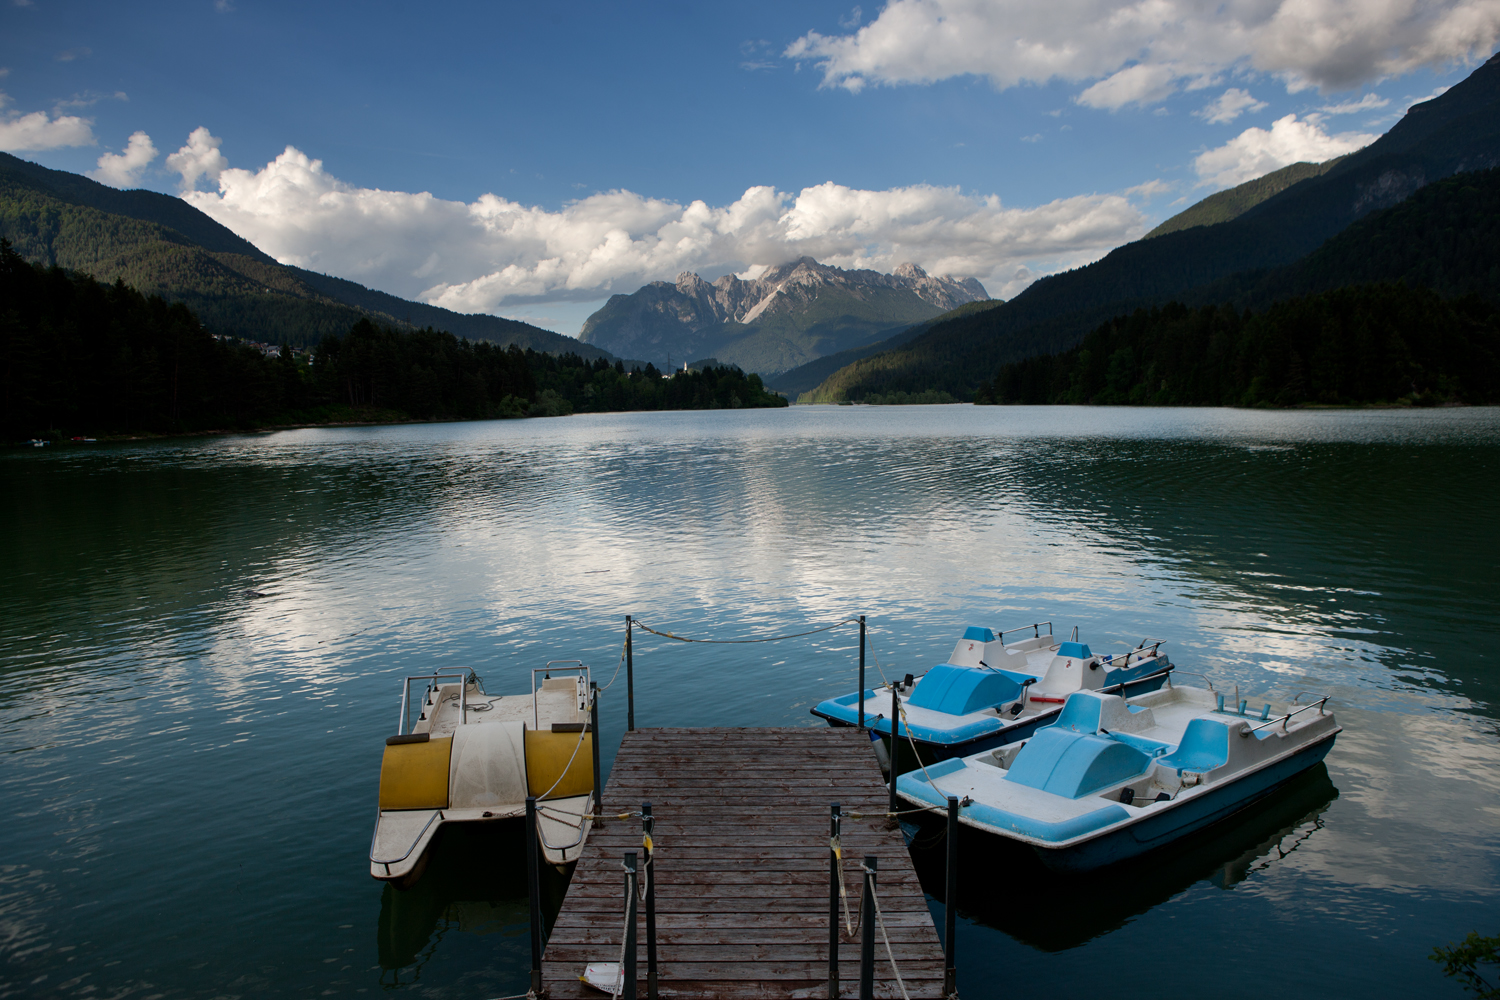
542, 726, 948, 999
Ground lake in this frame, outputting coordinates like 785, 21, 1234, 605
3, 404, 1498, 999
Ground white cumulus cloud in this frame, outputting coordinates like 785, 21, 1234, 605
0, 100, 94, 151
1195, 88, 1270, 124
1320, 92, 1392, 113
89, 130, 157, 187
1194, 113, 1377, 187
180, 140, 1151, 310
166, 126, 229, 191
785, 0, 1500, 106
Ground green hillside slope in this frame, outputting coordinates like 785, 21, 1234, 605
0, 153, 615, 359
981, 286, 1500, 407
980, 167, 1500, 408
807, 53, 1500, 401
770, 299, 1003, 399
1190, 167, 1500, 308
1144, 158, 1345, 239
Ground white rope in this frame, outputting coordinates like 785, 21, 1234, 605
890, 683, 944, 794
869, 632, 970, 809
607, 861, 636, 998
860, 863, 911, 1000
866, 632, 894, 688
599, 634, 628, 692
535, 698, 593, 802
831, 835, 857, 937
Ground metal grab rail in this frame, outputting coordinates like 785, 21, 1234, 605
369, 808, 445, 865
995, 621, 1053, 643
1243, 696, 1330, 736
1166, 670, 1215, 691
1102, 639, 1166, 669
397, 671, 471, 735
535, 660, 590, 730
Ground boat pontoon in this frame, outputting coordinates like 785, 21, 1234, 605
369, 662, 599, 886
811, 622, 1174, 766
895, 682, 1340, 872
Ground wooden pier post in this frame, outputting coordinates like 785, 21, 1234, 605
944, 796, 958, 998
526, 795, 544, 997
889, 684, 900, 818
859, 856, 877, 1000
828, 802, 841, 999
590, 683, 605, 827
643, 802, 659, 999
624, 851, 638, 1000
625, 615, 635, 732
858, 615, 867, 729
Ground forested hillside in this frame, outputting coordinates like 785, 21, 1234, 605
806, 53, 1500, 401
978, 285, 1500, 407
1142, 158, 1345, 239
0, 152, 616, 359
1, 244, 784, 440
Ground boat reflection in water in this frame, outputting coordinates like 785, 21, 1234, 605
908, 763, 1338, 952
376, 822, 571, 982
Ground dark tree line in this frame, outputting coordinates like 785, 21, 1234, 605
313, 318, 536, 419
976, 283, 1500, 407
3, 243, 786, 440
2, 239, 300, 436
529, 353, 787, 413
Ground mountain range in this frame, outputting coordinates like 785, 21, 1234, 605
0, 152, 622, 362
579, 257, 989, 375
797, 52, 1500, 402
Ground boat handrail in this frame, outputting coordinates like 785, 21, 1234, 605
1103, 668, 1173, 695
1165, 670, 1214, 691
995, 621, 1054, 644
397, 671, 470, 735
533, 662, 592, 731
1101, 639, 1166, 668
1243, 696, 1330, 735
369, 807, 444, 864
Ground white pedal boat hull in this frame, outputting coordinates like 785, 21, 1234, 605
898, 685, 1340, 872
371, 671, 599, 884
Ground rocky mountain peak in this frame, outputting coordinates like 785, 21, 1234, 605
580, 257, 990, 374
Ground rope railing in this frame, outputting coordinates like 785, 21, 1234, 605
630, 616, 860, 644
859, 861, 911, 1000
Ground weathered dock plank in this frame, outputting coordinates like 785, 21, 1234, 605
541, 726, 947, 999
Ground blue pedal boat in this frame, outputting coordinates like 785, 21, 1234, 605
810, 622, 1174, 766
895, 684, 1340, 872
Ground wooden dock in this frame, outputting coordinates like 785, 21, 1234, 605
542, 727, 948, 999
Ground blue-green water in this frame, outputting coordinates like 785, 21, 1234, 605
3, 405, 1498, 999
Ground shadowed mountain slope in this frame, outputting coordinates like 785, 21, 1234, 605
807, 54, 1500, 401
0, 153, 616, 359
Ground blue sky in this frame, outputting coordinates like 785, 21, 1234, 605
2, 0, 1493, 334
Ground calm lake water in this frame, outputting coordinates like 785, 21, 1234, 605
3, 405, 1499, 1000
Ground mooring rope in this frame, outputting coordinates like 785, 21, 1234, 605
630, 616, 860, 644
534, 717, 592, 802
539, 808, 643, 823
866, 632, 895, 687
610, 861, 633, 999
599, 633, 628, 692
830, 834, 857, 937
860, 862, 911, 1000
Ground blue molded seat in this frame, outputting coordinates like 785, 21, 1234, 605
963, 626, 996, 642
1158, 718, 1231, 772
1056, 640, 1092, 659
908, 664, 1025, 717
1006, 728, 1151, 799
1044, 693, 1104, 734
